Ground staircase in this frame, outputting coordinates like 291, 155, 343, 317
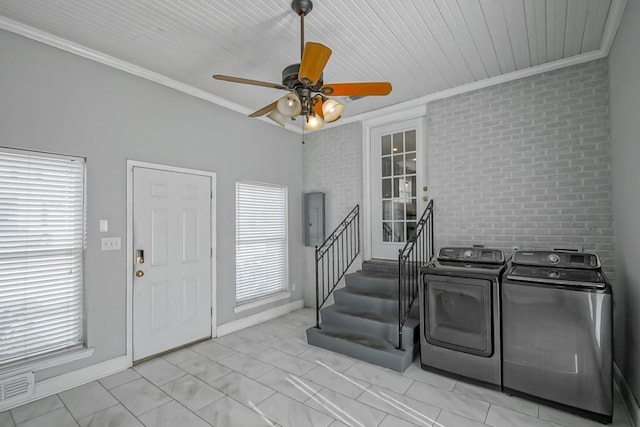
307, 201, 433, 373
306, 259, 420, 372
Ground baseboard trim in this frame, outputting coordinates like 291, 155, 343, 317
615, 362, 640, 427
217, 299, 304, 337
0, 355, 129, 412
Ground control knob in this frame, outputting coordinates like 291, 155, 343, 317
547, 253, 560, 264
548, 270, 560, 279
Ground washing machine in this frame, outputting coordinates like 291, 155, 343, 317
419, 246, 506, 387
502, 250, 612, 423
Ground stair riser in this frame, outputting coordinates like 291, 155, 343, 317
333, 291, 398, 316
345, 273, 421, 295
307, 328, 416, 372
320, 309, 418, 347
362, 261, 399, 275
345, 274, 398, 294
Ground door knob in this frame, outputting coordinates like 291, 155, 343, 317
422, 196, 428, 201
135, 270, 144, 278
423, 186, 428, 192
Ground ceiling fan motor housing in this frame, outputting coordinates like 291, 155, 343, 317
282, 63, 323, 90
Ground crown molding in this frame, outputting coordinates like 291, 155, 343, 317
600, 0, 627, 54
1, 0, 627, 135
336, 49, 607, 128
329, 0, 627, 128
0, 16, 302, 132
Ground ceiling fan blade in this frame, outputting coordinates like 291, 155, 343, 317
299, 42, 332, 85
321, 82, 392, 97
249, 101, 278, 117
213, 75, 287, 90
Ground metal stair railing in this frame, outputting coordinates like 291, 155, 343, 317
397, 199, 434, 350
315, 205, 360, 329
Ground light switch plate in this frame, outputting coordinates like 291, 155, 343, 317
101, 237, 121, 251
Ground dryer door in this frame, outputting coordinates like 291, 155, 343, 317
424, 276, 493, 357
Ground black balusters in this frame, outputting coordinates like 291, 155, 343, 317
315, 205, 360, 329
397, 200, 434, 350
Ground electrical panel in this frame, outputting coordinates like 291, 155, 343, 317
304, 192, 325, 247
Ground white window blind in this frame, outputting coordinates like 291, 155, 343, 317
235, 181, 287, 304
0, 148, 85, 366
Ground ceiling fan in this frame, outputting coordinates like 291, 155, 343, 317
212, 0, 392, 131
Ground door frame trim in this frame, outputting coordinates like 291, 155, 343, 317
126, 160, 217, 366
361, 105, 427, 261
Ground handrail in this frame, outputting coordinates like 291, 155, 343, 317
397, 199, 434, 350
315, 205, 360, 329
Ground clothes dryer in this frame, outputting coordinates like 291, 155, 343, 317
419, 247, 506, 387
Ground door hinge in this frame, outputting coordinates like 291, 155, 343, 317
211, 191, 213, 199
211, 248, 213, 258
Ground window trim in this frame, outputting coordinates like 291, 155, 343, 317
0, 146, 88, 371
234, 180, 289, 307
233, 291, 291, 313
0, 346, 94, 378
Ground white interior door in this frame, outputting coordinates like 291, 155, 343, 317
370, 117, 427, 260
133, 167, 212, 361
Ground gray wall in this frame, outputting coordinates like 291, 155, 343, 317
428, 59, 613, 279
302, 123, 363, 307
609, 0, 640, 407
0, 30, 303, 379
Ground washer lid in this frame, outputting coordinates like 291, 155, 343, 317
506, 265, 607, 289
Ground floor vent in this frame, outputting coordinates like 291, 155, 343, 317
0, 372, 35, 402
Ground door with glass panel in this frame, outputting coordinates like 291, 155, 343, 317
370, 118, 427, 260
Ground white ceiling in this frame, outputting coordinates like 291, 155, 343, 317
0, 0, 625, 126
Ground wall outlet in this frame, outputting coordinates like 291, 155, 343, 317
101, 237, 121, 251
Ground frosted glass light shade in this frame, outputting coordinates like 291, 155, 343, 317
276, 92, 302, 117
304, 114, 324, 131
267, 109, 287, 127
322, 98, 344, 123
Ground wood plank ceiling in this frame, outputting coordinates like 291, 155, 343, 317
0, 0, 615, 121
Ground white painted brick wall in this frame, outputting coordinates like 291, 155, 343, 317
302, 123, 363, 307
302, 58, 614, 307
429, 59, 614, 279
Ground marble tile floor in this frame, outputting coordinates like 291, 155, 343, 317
0, 307, 633, 427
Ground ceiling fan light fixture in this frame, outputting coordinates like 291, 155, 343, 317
277, 92, 302, 117
267, 109, 287, 127
304, 114, 324, 131
321, 98, 344, 123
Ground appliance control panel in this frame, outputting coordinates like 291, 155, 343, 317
512, 250, 600, 269
437, 247, 505, 264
